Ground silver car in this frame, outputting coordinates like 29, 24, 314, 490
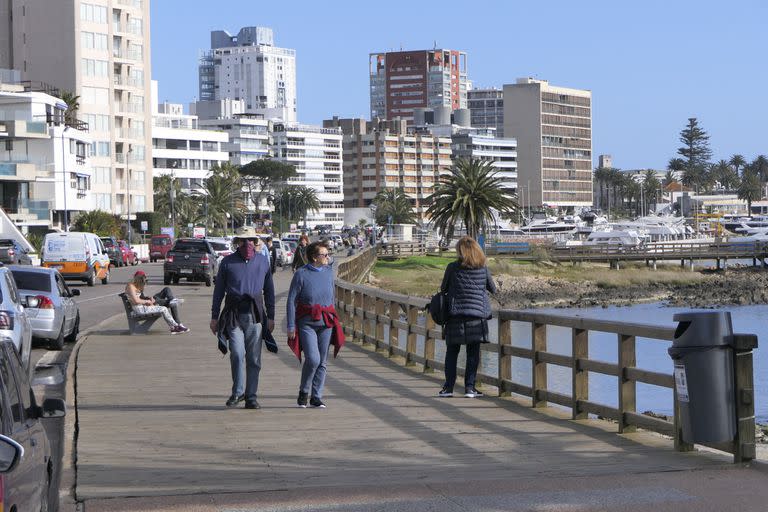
9, 266, 80, 351
0, 268, 32, 377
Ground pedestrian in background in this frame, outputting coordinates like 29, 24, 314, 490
438, 236, 496, 398
211, 226, 275, 410
292, 234, 310, 271
265, 236, 278, 274
286, 241, 344, 408
125, 270, 189, 334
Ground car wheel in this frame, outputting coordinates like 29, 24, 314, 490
65, 313, 80, 343
101, 269, 110, 285
87, 271, 96, 287
49, 325, 65, 351
205, 275, 212, 287
172, 276, 179, 284
164, 274, 171, 285
40, 469, 51, 512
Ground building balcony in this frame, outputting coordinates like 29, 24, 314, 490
113, 75, 143, 89
116, 0, 143, 8
0, 163, 37, 181
4, 120, 49, 139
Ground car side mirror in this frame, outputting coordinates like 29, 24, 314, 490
0, 435, 23, 473
40, 398, 66, 419
102, 250, 108, 255
70, 289, 80, 297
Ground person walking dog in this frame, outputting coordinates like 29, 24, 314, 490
211, 226, 275, 410
125, 270, 189, 334
438, 236, 496, 398
286, 241, 344, 408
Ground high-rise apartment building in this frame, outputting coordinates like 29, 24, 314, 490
0, 0, 154, 222
503, 78, 592, 209
324, 117, 453, 217
450, 127, 517, 195
467, 88, 504, 136
271, 123, 344, 229
369, 49, 469, 123
199, 26, 297, 122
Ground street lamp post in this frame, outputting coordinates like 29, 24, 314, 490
126, 148, 133, 244
60, 126, 70, 231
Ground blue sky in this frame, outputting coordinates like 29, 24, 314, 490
151, 0, 767, 171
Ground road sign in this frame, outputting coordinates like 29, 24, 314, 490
140, 221, 148, 232
193, 227, 206, 239
161, 227, 175, 238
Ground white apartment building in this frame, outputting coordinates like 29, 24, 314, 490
0, 0, 154, 223
199, 26, 297, 122
272, 123, 344, 230
451, 127, 518, 195
151, 84, 228, 194
504, 78, 592, 209
468, 88, 504, 136
0, 84, 92, 232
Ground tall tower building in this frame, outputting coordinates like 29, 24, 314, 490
199, 26, 297, 122
369, 49, 468, 124
0, 0, 154, 221
503, 78, 592, 209
468, 88, 504, 136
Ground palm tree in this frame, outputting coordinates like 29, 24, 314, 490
729, 154, 746, 177
738, 170, 762, 214
642, 170, 661, 214
372, 188, 416, 225
710, 160, 738, 192
753, 155, 768, 183
425, 158, 518, 242
198, 166, 245, 232
152, 175, 195, 229
293, 186, 320, 229
593, 167, 610, 210
60, 91, 80, 126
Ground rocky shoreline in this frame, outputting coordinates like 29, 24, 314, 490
493, 266, 768, 310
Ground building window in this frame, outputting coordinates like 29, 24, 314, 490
94, 193, 111, 210
80, 3, 107, 23
133, 195, 146, 212
93, 167, 111, 184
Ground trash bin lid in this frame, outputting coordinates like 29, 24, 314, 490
672, 311, 733, 348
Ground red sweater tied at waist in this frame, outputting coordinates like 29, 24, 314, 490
288, 303, 345, 361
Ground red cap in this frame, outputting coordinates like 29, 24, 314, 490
134, 270, 146, 278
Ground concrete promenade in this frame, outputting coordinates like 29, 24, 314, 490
68, 267, 768, 511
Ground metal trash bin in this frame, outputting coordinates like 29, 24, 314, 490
668, 311, 736, 444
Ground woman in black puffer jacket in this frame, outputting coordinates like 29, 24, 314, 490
438, 236, 496, 398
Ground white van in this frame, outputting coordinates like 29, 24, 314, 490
41, 232, 111, 286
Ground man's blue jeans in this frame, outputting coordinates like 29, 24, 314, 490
229, 313, 263, 400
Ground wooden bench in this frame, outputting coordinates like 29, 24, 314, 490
118, 293, 162, 335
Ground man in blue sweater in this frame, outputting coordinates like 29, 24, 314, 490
210, 226, 275, 409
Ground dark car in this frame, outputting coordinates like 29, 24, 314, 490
163, 238, 217, 286
117, 240, 138, 266
0, 339, 65, 511
99, 237, 122, 267
149, 234, 173, 262
0, 240, 32, 266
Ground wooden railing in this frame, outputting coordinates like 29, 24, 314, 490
335, 248, 757, 462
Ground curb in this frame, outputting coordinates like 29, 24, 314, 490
58, 312, 125, 512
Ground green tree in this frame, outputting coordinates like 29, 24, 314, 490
293, 186, 321, 229
710, 160, 739, 192
60, 91, 80, 126
372, 188, 416, 225
425, 158, 518, 242
72, 210, 120, 237
676, 118, 712, 192
738, 170, 762, 213
753, 155, 768, 183
239, 159, 297, 212
729, 154, 746, 177
642, 170, 661, 214
198, 164, 245, 232
152, 175, 196, 232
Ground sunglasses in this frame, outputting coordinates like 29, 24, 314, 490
318, 252, 329, 257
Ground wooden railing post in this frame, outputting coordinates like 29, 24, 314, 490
406, 305, 418, 366
572, 328, 588, 420
362, 294, 374, 347
733, 335, 758, 463
375, 297, 386, 351
498, 318, 511, 397
353, 291, 364, 344
388, 301, 400, 357
424, 313, 436, 373
618, 333, 637, 433
532, 322, 547, 408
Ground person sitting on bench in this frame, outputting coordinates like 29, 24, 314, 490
125, 270, 189, 334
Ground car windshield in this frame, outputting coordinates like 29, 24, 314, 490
151, 238, 170, 246
0, 240, 14, 246
11, 271, 52, 292
100, 238, 115, 247
210, 242, 229, 251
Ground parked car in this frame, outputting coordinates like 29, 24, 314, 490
149, 234, 174, 262
282, 233, 301, 243
163, 238, 218, 286
206, 238, 233, 264
42, 232, 111, 286
117, 240, 138, 266
330, 234, 343, 249
315, 224, 332, 235
99, 237, 122, 267
9, 266, 80, 351
0, 339, 65, 512
0, 267, 32, 377
0, 240, 32, 266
